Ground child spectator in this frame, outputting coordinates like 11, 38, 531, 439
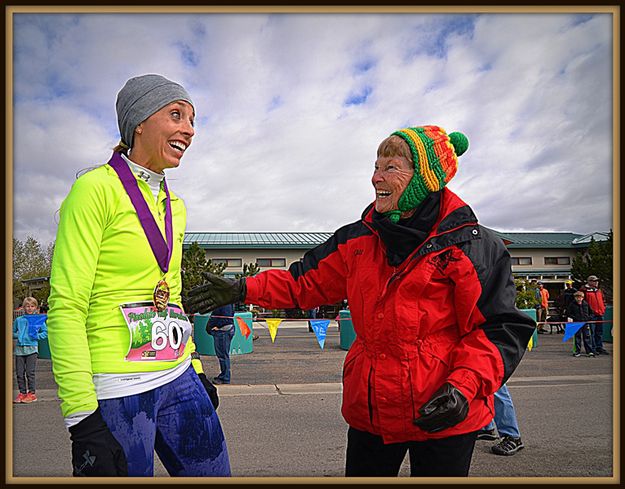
13, 297, 48, 403
565, 291, 596, 357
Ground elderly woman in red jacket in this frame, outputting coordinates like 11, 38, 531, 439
186, 125, 536, 477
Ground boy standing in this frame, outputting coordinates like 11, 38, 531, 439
13, 297, 48, 403
565, 291, 596, 357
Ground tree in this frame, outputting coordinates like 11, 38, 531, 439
571, 230, 613, 303
181, 242, 226, 302
235, 262, 261, 279
12, 236, 54, 308
514, 278, 539, 310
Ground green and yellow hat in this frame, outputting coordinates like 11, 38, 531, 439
386, 125, 469, 223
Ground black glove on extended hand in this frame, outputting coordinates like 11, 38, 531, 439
198, 372, 219, 410
69, 407, 128, 476
185, 273, 247, 314
412, 382, 469, 433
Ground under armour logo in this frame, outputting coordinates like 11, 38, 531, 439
75, 450, 96, 475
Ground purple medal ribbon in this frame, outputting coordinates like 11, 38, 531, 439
108, 152, 173, 273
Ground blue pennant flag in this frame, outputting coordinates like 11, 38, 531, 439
24, 314, 47, 339
310, 319, 330, 350
563, 322, 586, 342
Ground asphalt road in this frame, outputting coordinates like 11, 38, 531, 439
9, 321, 617, 481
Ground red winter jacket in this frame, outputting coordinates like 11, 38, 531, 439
245, 189, 536, 443
579, 285, 606, 316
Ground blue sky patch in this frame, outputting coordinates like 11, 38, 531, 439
176, 42, 199, 67
268, 96, 283, 111
344, 86, 372, 106
409, 15, 477, 60
354, 58, 375, 74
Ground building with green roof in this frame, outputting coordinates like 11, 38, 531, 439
184, 230, 609, 287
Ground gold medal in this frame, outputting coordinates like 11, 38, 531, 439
153, 279, 170, 311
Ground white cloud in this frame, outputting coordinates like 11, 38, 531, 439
11, 11, 614, 246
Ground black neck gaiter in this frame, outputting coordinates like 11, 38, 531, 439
371, 191, 442, 267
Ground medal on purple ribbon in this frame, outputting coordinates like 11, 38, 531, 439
153, 279, 170, 312
109, 152, 174, 312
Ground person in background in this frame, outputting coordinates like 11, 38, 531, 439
579, 275, 608, 355
561, 280, 577, 314
47, 74, 229, 477
565, 291, 596, 358
307, 306, 319, 332
186, 124, 536, 477
207, 303, 235, 384
536, 282, 550, 333
476, 383, 524, 456
13, 297, 48, 403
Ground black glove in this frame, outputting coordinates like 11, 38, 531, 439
185, 273, 246, 314
412, 382, 469, 433
69, 407, 128, 476
198, 372, 219, 410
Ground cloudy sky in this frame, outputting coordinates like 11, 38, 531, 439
11, 9, 615, 246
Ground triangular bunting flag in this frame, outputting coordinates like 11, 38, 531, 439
563, 322, 585, 342
527, 334, 533, 351
266, 319, 282, 343
236, 316, 252, 339
310, 319, 330, 350
24, 314, 47, 339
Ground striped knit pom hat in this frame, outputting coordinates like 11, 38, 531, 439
386, 125, 469, 223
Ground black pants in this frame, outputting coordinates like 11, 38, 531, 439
345, 426, 478, 477
15, 353, 38, 394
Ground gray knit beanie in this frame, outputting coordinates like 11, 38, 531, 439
116, 74, 194, 148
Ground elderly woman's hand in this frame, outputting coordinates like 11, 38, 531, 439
412, 382, 469, 433
184, 273, 246, 314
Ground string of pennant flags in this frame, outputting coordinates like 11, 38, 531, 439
527, 319, 614, 351
193, 314, 342, 350
196, 315, 612, 352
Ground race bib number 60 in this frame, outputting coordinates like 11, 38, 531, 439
120, 301, 192, 361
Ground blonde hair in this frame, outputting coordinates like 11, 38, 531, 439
22, 297, 38, 308
113, 141, 130, 156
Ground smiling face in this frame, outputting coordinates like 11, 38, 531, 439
130, 100, 195, 173
371, 136, 415, 216
23, 301, 38, 314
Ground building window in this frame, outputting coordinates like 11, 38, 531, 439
212, 258, 243, 268
511, 257, 532, 265
544, 257, 571, 265
257, 258, 286, 267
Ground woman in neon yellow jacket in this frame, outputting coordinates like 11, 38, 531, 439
47, 74, 230, 477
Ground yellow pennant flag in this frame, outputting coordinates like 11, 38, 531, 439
265, 319, 283, 343
527, 335, 534, 351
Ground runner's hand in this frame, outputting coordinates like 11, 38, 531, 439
69, 407, 128, 476
413, 382, 469, 433
185, 273, 246, 314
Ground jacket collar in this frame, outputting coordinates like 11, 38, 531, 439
362, 188, 480, 258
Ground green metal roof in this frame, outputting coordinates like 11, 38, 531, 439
185, 230, 604, 250
184, 232, 334, 249
491, 231, 585, 249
